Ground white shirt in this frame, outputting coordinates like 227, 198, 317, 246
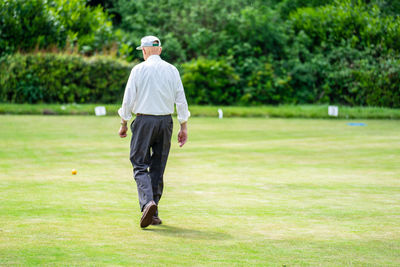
118, 55, 190, 124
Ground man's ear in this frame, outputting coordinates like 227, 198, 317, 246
159, 47, 162, 54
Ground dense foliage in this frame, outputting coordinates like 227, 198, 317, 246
0, 53, 133, 103
0, 0, 399, 107
182, 58, 240, 105
0, 0, 114, 56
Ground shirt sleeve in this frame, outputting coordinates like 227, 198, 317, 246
174, 69, 190, 124
118, 68, 136, 121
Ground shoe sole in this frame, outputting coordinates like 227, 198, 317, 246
140, 203, 157, 228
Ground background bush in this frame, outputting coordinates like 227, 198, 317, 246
182, 58, 239, 105
0, 0, 399, 107
0, 0, 115, 56
0, 53, 134, 103
109, 0, 400, 107
282, 0, 400, 107
0, 0, 65, 56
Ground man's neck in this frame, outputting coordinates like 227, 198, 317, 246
145, 54, 160, 61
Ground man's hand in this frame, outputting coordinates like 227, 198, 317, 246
119, 120, 128, 138
178, 122, 188, 147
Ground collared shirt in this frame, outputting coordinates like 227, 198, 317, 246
118, 55, 190, 124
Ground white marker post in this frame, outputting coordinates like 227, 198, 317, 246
328, 105, 338, 117
95, 106, 107, 116
218, 108, 223, 119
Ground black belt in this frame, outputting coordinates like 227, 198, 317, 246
136, 113, 171, 117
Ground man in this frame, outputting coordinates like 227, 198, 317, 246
118, 36, 189, 228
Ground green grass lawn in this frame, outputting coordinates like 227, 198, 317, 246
1, 103, 400, 119
0, 115, 399, 266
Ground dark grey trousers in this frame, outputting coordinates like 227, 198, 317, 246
130, 115, 173, 214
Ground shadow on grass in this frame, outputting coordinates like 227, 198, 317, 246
143, 224, 231, 240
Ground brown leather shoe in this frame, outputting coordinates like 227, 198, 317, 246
140, 201, 157, 228
151, 216, 162, 225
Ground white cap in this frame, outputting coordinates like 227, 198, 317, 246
136, 36, 161, 50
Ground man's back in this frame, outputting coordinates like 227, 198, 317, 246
132, 55, 180, 115
118, 54, 188, 122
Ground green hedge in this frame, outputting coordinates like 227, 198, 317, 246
0, 53, 135, 103
283, 0, 400, 108
2, 51, 399, 108
113, 0, 400, 108
181, 58, 239, 105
